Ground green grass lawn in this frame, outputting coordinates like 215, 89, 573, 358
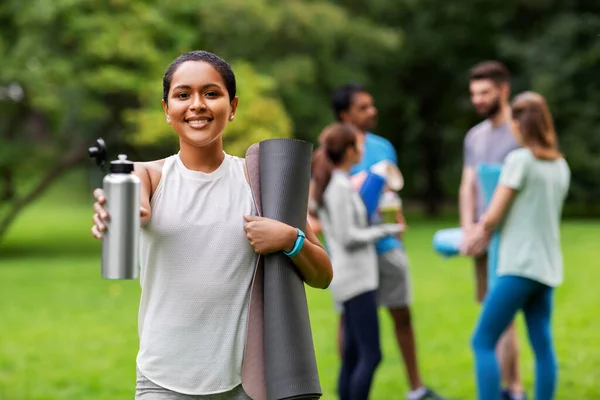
1, 176, 599, 399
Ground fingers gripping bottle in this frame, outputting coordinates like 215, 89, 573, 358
89, 139, 141, 279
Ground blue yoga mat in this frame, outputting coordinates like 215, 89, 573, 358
477, 163, 502, 288
432, 227, 464, 258
358, 172, 386, 222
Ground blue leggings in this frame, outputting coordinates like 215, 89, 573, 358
339, 290, 382, 400
472, 275, 556, 400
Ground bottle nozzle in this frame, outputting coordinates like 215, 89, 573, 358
88, 138, 108, 170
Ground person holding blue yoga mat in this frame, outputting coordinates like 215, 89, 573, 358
463, 91, 570, 400
90, 50, 333, 400
476, 164, 503, 294
328, 84, 445, 400
458, 61, 523, 400
312, 122, 403, 400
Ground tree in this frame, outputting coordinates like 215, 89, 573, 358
497, 2, 600, 211
0, 0, 164, 241
0, 0, 402, 242
331, 0, 600, 216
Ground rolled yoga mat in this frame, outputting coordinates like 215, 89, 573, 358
258, 139, 322, 400
242, 143, 267, 400
476, 163, 502, 288
358, 171, 386, 222
432, 227, 464, 258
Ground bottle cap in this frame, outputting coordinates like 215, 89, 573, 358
110, 154, 135, 174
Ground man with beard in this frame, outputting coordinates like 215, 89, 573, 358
459, 61, 524, 400
326, 83, 446, 400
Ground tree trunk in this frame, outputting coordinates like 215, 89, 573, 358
0, 143, 87, 244
0, 167, 15, 201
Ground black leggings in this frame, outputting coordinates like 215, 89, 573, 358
338, 290, 382, 400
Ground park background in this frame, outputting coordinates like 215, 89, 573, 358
1, 0, 599, 399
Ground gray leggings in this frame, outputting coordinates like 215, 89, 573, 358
135, 368, 251, 400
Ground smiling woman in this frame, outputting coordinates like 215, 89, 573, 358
161, 54, 238, 155
89, 50, 332, 400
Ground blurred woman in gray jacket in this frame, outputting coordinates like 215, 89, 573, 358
312, 123, 403, 400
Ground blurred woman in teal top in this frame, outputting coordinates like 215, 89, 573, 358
462, 91, 570, 400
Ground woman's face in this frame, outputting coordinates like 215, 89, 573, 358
349, 129, 364, 164
344, 139, 362, 165
162, 61, 238, 148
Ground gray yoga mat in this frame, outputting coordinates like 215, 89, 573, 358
259, 139, 322, 400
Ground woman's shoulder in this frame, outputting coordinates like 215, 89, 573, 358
227, 153, 245, 165
224, 153, 251, 183
330, 171, 352, 187
555, 156, 571, 178
508, 147, 570, 166
504, 147, 534, 169
134, 157, 172, 196
135, 158, 168, 178
139, 158, 168, 171
324, 172, 352, 199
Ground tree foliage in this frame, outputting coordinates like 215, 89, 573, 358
333, 0, 600, 214
1, 0, 599, 242
0, 0, 400, 241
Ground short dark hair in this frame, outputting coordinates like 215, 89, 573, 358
162, 50, 236, 103
469, 61, 510, 86
331, 83, 368, 121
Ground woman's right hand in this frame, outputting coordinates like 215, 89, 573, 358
90, 188, 149, 239
91, 188, 109, 239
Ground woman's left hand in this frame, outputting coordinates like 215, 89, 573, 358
243, 215, 296, 255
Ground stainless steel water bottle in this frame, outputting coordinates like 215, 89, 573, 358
89, 139, 141, 279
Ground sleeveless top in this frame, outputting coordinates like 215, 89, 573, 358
136, 152, 258, 395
